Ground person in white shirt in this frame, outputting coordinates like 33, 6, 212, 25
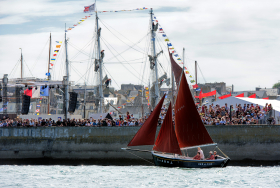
197, 147, 204, 160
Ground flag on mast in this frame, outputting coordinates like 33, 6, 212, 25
84, 3, 95, 13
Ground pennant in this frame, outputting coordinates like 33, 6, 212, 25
164, 39, 169, 42
78, 22, 81, 24
56, 41, 62, 43
190, 80, 195, 83
177, 58, 181, 60
50, 63, 54, 66
192, 84, 198, 89
84, 3, 95, 13
51, 59, 55, 61
235, 93, 244, 97
189, 75, 192, 78
80, 20, 85, 22
54, 50, 59, 52
154, 16, 156, 19
219, 92, 231, 100
248, 93, 256, 98
174, 54, 178, 57
73, 24, 77, 26
169, 47, 174, 50
185, 71, 189, 74
167, 43, 172, 46
56, 45, 61, 48
53, 54, 57, 56
162, 34, 166, 37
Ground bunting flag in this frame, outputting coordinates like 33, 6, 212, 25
50, 63, 54, 66
192, 84, 198, 89
189, 75, 192, 78
53, 54, 57, 56
235, 93, 244, 97
54, 50, 59, 52
56, 45, 61, 48
219, 92, 231, 100
155, 18, 198, 88
56, 41, 62, 43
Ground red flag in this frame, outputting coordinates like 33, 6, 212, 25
248, 93, 256, 98
235, 93, 244, 97
219, 92, 231, 100
195, 90, 216, 98
192, 84, 198, 89
24, 88, 32, 97
263, 97, 269, 100
53, 54, 57, 56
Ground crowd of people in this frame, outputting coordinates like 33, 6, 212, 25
197, 103, 275, 125
0, 102, 276, 127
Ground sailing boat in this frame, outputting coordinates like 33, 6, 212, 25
124, 72, 230, 168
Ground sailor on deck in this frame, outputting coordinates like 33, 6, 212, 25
198, 147, 205, 160
206, 151, 215, 160
193, 152, 201, 160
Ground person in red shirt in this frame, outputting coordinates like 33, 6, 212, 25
193, 152, 201, 160
126, 111, 131, 120
206, 151, 215, 160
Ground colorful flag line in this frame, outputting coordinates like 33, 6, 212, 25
153, 15, 197, 87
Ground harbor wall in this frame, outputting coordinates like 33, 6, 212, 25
0, 125, 279, 165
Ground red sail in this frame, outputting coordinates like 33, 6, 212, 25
175, 73, 214, 148
128, 94, 165, 146
153, 102, 182, 155
168, 50, 183, 86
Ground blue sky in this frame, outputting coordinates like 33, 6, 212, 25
0, 0, 280, 91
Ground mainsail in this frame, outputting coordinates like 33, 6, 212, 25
153, 102, 182, 155
175, 73, 214, 148
127, 94, 166, 146
168, 50, 182, 86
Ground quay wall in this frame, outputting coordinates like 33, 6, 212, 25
0, 125, 279, 165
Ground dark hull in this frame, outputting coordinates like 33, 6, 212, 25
152, 153, 230, 168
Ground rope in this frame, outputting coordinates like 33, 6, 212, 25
216, 146, 229, 158
124, 149, 154, 165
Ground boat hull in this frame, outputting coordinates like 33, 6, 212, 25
152, 152, 230, 168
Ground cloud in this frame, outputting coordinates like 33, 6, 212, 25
1, 0, 280, 91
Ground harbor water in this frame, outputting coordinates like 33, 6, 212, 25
1, 165, 279, 187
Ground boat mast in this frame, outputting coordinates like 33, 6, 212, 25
47, 33, 51, 115
150, 8, 160, 107
96, 12, 103, 113
20, 48, 23, 79
65, 25, 70, 119
47, 33, 51, 81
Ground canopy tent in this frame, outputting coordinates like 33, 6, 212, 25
209, 97, 280, 118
